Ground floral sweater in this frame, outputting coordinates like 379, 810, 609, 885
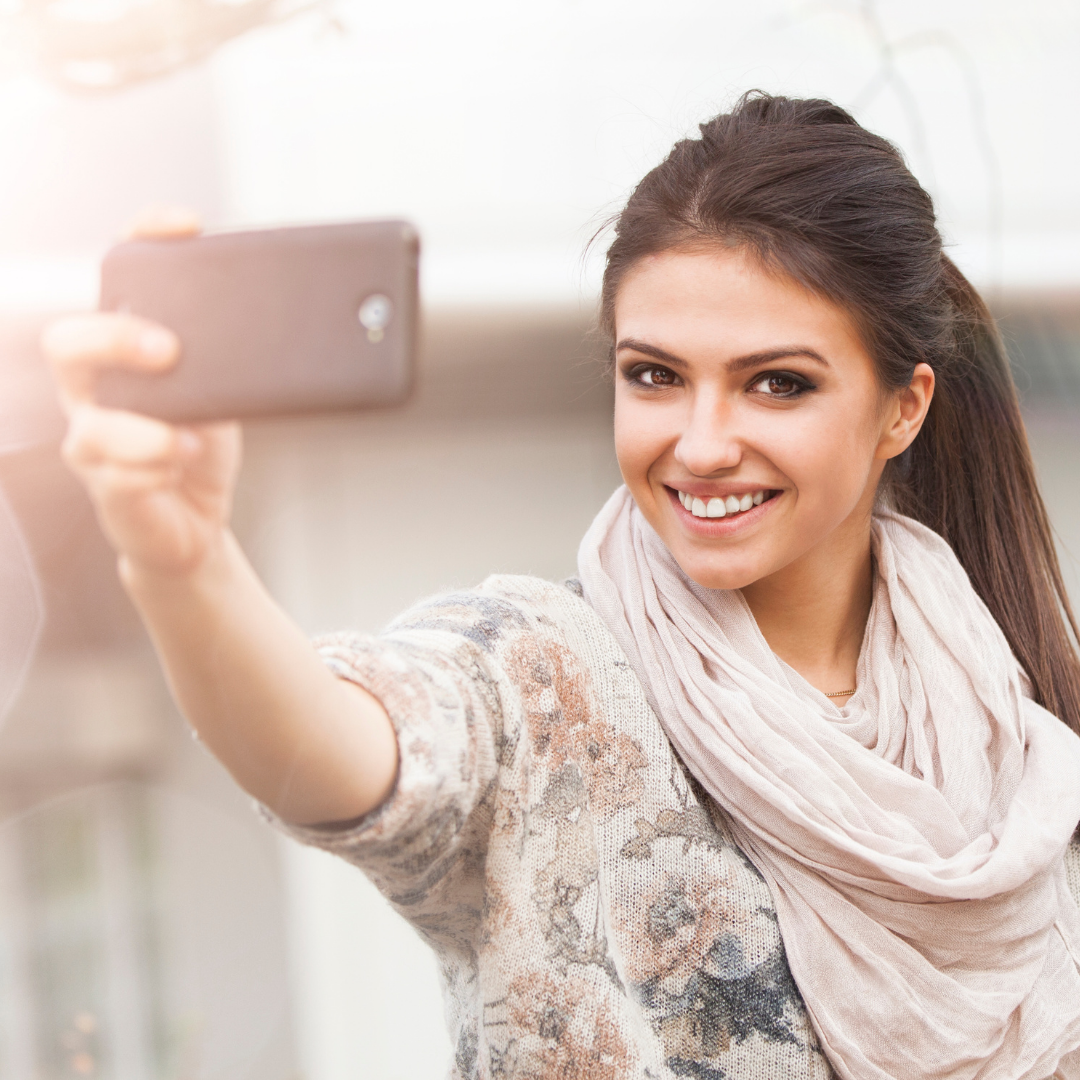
273, 574, 1080, 1080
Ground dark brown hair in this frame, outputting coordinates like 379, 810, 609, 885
601, 91, 1080, 735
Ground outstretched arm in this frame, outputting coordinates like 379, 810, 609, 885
43, 209, 397, 825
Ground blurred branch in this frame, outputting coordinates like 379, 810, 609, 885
850, 1, 935, 194
782, 0, 1003, 294
0, 0, 330, 93
884, 23, 1004, 296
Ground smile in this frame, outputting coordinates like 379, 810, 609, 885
674, 488, 771, 519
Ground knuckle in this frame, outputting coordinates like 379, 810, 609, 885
62, 412, 94, 461
126, 204, 202, 239
41, 315, 115, 364
119, 418, 175, 465
40, 318, 83, 363
59, 433, 84, 469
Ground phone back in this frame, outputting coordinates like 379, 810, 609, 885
96, 220, 419, 423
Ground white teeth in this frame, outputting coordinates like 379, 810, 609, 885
678, 489, 770, 516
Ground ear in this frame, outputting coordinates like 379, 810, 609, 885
876, 363, 935, 460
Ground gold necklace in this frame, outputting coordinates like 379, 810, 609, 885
825, 688, 857, 698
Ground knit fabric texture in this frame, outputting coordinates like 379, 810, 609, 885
579, 492, 1080, 1080
268, 574, 1080, 1080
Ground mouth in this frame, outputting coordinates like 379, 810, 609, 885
669, 486, 778, 521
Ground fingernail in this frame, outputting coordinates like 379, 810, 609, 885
141, 327, 176, 361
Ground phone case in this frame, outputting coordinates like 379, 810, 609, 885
95, 220, 419, 423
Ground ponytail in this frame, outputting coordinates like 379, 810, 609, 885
889, 260, 1080, 734
601, 92, 1080, 735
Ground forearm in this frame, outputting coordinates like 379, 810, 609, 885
120, 530, 398, 825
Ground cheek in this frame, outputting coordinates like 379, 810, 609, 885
768, 396, 883, 511
613, 393, 672, 487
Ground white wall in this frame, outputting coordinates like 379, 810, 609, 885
3, 0, 1080, 309
208, 0, 1080, 296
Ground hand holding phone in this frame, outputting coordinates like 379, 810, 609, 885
43, 209, 241, 579
44, 212, 419, 578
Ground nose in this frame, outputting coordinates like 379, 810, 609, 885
674, 390, 743, 476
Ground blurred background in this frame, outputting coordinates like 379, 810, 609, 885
0, 1, 1078, 1078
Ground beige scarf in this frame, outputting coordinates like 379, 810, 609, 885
578, 487, 1080, 1080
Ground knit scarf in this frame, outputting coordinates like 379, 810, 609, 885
578, 486, 1080, 1080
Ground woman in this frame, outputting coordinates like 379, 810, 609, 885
45, 94, 1080, 1080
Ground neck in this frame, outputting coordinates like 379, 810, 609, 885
740, 508, 875, 697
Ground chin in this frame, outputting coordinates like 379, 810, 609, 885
668, 547, 763, 592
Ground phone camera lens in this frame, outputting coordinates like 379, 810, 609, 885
358, 294, 393, 341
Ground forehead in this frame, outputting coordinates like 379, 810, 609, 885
614, 247, 868, 362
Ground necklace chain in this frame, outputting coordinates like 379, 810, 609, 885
824, 688, 857, 698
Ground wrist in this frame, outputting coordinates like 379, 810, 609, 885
118, 528, 242, 603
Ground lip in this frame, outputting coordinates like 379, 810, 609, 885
664, 485, 781, 535
670, 485, 768, 500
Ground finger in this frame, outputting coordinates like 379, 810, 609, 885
179, 422, 242, 509
124, 204, 202, 240
183, 421, 242, 474
83, 461, 185, 499
42, 313, 180, 408
63, 405, 195, 471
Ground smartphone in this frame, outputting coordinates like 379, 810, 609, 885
95, 219, 419, 423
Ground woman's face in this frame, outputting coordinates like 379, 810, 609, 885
613, 246, 929, 591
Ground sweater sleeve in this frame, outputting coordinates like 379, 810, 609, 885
262, 588, 525, 950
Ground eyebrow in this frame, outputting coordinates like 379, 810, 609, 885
615, 338, 830, 373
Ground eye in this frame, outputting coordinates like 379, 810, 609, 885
749, 371, 813, 399
628, 364, 680, 388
